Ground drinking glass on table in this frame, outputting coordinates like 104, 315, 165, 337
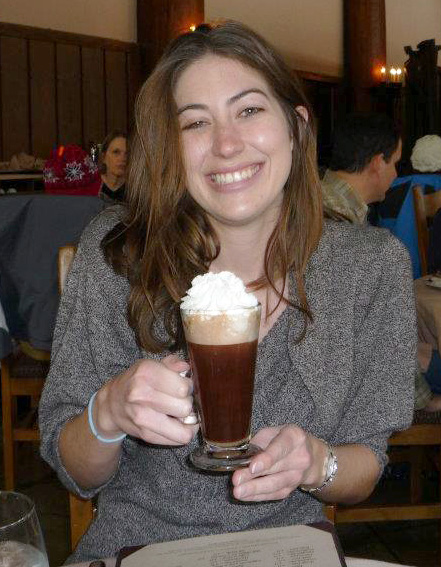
181, 303, 262, 471
0, 491, 49, 567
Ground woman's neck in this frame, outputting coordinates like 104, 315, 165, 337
209, 220, 274, 285
102, 172, 124, 191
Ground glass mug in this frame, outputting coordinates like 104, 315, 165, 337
0, 491, 49, 567
181, 304, 262, 471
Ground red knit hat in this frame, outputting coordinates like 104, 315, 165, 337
43, 145, 101, 195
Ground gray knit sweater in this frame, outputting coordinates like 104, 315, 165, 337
39, 207, 416, 564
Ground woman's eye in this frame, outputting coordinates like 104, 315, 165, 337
182, 120, 207, 131
240, 107, 263, 118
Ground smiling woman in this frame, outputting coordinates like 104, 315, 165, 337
38, 21, 416, 564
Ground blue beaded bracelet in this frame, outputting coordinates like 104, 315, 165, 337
87, 391, 127, 444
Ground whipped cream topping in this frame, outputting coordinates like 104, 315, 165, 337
181, 271, 258, 311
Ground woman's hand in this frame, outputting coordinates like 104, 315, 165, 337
93, 355, 199, 446
231, 425, 328, 501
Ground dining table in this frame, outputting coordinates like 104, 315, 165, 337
0, 192, 106, 353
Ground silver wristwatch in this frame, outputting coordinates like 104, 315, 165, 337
300, 441, 338, 493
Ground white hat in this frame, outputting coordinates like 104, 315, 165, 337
410, 135, 441, 172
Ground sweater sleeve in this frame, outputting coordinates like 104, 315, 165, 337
38, 209, 142, 499
331, 231, 416, 471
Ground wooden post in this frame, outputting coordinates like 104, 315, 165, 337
137, 0, 204, 75
343, 0, 386, 112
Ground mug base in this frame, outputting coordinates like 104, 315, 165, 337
190, 443, 261, 472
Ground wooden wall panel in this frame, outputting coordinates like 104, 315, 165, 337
0, 23, 141, 162
82, 47, 106, 147
56, 43, 82, 145
29, 40, 57, 159
127, 49, 143, 129
0, 36, 30, 159
105, 50, 128, 133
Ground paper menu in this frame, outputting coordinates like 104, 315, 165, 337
119, 523, 346, 567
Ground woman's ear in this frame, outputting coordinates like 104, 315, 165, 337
295, 105, 309, 123
291, 106, 309, 150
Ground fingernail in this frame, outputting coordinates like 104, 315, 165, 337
179, 371, 194, 395
182, 413, 199, 425
235, 486, 244, 498
250, 462, 263, 475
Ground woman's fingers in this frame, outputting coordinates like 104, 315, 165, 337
233, 470, 301, 501
125, 358, 194, 415
130, 407, 198, 445
104, 356, 198, 445
232, 425, 314, 501
247, 426, 310, 476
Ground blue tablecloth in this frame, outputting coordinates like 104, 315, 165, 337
0, 193, 106, 352
376, 174, 441, 278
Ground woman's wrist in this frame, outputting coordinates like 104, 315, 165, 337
90, 387, 126, 442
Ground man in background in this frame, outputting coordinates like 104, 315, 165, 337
322, 112, 401, 224
322, 112, 440, 412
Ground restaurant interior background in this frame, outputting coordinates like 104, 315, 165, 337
0, 0, 440, 175
1, 1, 441, 566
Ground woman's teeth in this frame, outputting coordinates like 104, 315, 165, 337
211, 165, 259, 185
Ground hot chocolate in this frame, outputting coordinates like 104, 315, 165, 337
181, 272, 261, 471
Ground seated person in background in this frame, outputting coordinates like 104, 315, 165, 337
99, 131, 128, 202
410, 134, 441, 176
322, 113, 441, 412
321, 112, 402, 224
375, 134, 441, 277
411, 135, 441, 274
39, 22, 415, 563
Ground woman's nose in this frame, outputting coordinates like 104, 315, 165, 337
211, 123, 244, 158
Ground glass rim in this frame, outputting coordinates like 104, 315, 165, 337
0, 491, 36, 531
180, 303, 261, 313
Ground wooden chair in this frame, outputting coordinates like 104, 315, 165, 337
333, 412, 441, 556
58, 245, 95, 551
413, 185, 441, 276
1, 341, 50, 490
1, 244, 93, 548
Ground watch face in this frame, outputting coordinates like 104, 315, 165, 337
326, 452, 338, 480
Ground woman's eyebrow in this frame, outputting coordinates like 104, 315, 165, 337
177, 88, 269, 115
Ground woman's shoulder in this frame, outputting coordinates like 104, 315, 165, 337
319, 219, 411, 268
72, 204, 127, 277
78, 204, 125, 250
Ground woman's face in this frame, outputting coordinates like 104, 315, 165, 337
174, 55, 293, 229
103, 136, 127, 178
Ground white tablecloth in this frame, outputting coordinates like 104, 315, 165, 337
414, 276, 441, 354
69, 557, 412, 567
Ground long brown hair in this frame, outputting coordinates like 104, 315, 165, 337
103, 21, 323, 352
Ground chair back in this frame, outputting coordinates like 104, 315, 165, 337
58, 245, 77, 294
413, 185, 441, 275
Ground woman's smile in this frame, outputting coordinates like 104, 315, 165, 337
208, 164, 262, 189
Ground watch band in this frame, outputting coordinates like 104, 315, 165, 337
299, 440, 338, 493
